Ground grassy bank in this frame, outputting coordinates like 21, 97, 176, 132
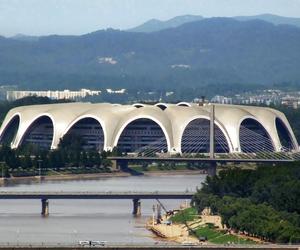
169, 207, 256, 245
0, 171, 131, 186
170, 207, 198, 223
8, 166, 113, 177
195, 225, 255, 244
129, 162, 206, 172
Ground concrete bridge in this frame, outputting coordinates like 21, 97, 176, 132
108, 156, 294, 164
0, 191, 194, 216
108, 156, 294, 177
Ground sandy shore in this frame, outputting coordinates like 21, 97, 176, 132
146, 216, 199, 244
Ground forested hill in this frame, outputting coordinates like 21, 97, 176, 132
1, 18, 300, 91
129, 14, 300, 33
128, 15, 204, 32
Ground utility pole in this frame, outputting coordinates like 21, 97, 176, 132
208, 104, 217, 177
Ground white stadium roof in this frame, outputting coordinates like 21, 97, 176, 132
0, 102, 298, 154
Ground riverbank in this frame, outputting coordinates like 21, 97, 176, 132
0, 169, 205, 186
0, 172, 131, 186
147, 206, 259, 245
148, 220, 199, 244
147, 205, 199, 245
143, 169, 206, 176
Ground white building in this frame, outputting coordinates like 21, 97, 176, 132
211, 95, 233, 104
106, 89, 126, 94
6, 89, 101, 101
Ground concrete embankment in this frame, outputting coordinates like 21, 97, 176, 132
147, 218, 198, 244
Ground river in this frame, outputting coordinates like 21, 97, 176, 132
0, 174, 206, 244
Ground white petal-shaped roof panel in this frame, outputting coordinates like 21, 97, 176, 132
0, 102, 297, 153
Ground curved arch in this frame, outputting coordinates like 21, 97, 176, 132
62, 114, 107, 151
275, 117, 296, 151
181, 117, 231, 154
0, 114, 20, 146
239, 117, 275, 153
176, 102, 191, 107
155, 103, 168, 111
114, 117, 170, 153
132, 103, 145, 108
19, 115, 54, 150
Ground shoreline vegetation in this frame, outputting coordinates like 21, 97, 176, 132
147, 206, 258, 245
192, 163, 300, 244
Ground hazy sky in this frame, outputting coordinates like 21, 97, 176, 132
1, 0, 300, 37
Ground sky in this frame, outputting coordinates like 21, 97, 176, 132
0, 0, 300, 37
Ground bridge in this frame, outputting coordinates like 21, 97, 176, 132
0, 191, 194, 216
108, 156, 296, 177
108, 156, 294, 163
108, 155, 296, 177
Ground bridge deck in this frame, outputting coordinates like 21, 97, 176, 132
108, 156, 294, 163
0, 192, 194, 199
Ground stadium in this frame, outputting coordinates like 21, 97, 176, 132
0, 102, 298, 156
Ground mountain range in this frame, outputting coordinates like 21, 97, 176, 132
129, 14, 300, 32
1, 15, 300, 93
128, 15, 204, 32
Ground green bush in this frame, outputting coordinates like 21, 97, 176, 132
170, 207, 198, 223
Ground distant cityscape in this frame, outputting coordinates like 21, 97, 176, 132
2, 86, 300, 109
209, 89, 300, 109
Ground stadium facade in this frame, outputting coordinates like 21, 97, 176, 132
0, 102, 298, 154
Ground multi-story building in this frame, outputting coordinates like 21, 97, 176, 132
6, 89, 101, 101
211, 95, 233, 104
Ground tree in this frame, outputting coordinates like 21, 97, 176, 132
58, 133, 85, 152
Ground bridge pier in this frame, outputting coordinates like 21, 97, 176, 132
132, 198, 141, 216
41, 199, 49, 216
111, 160, 118, 170
118, 160, 129, 171
207, 162, 217, 177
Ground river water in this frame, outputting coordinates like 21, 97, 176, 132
0, 174, 206, 244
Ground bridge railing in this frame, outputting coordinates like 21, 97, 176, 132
111, 151, 300, 161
